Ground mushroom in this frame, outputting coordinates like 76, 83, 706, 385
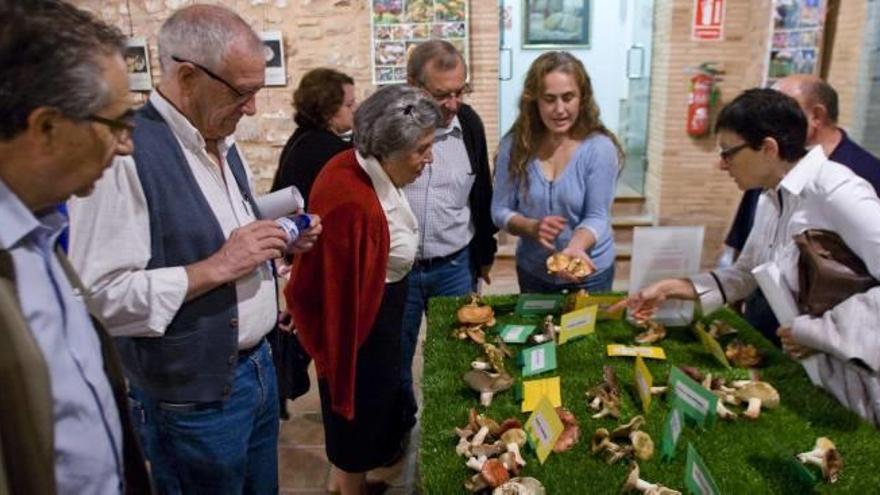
455, 437, 472, 457
497, 418, 523, 436
650, 386, 668, 395
553, 407, 580, 453
471, 426, 490, 446
589, 428, 620, 456
586, 366, 622, 419
707, 319, 738, 339
546, 252, 572, 274
630, 430, 655, 461
733, 381, 779, 420
610, 415, 645, 440
497, 452, 521, 476
472, 441, 505, 458
457, 293, 496, 327
483, 343, 509, 375
501, 428, 527, 448
505, 442, 526, 467
471, 359, 492, 371
634, 320, 667, 344
463, 370, 514, 407
465, 455, 487, 471
480, 458, 510, 488
607, 444, 635, 464
492, 477, 546, 495
715, 400, 738, 421
464, 473, 489, 493
476, 414, 502, 437
725, 340, 763, 368
622, 463, 681, 494
541, 314, 558, 343
798, 437, 842, 483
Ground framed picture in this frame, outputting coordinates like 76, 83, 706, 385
125, 37, 152, 91
260, 31, 286, 87
523, 0, 590, 49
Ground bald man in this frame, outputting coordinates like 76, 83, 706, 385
724, 75, 880, 343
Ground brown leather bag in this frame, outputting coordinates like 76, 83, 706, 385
795, 229, 878, 317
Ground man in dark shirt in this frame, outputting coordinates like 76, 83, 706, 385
724, 75, 880, 343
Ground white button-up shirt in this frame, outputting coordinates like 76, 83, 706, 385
69, 91, 277, 349
356, 151, 419, 283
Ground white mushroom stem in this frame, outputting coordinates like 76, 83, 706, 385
456, 437, 472, 457
650, 386, 667, 395
592, 406, 614, 419
743, 397, 763, 419
465, 455, 487, 471
731, 380, 753, 388
471, 425, 490, 446
798, 452, 824, 465
479, 391, 495, 407
716, 401, 738, 420
506, 442, 526, 467
471, 361, 492, 371
590, 396, 603, 410
635, 478, 659, 492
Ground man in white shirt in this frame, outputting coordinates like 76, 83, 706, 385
69, 5, 320, 493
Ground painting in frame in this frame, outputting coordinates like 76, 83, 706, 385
523, 0, 590, 49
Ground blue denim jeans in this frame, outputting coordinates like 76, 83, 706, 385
400, 247, 474, 428
128, 340, 279, 495
516, 263, 615, 294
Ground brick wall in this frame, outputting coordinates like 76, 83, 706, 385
72, 0, 499, 193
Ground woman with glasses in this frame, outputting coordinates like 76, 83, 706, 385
492, 51, 624, 294
271, 68, 357, 207
618, 88, 880, 426
286, 85, 441, 494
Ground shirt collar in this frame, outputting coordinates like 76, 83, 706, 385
0, 178, 67, 250
778, 146, 826, 197
435, 115, 462, 140
356, 150, 398, 203
149, 91, 235, 155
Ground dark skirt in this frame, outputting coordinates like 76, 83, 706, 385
319, 277, 408, 472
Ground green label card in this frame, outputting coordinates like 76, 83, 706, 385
499, 324, 537, 344
685, 443, 721, 495
525, 395, 564, 464
558, 305, 598, 344
660, 406, 684, 461
668, 367, 717, 428
520, 342, 557, 377
634, 356, 653, 414
515, 294, 563, 315
692, 322, 731, 369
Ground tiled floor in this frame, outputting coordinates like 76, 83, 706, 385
277, 257, 519, 494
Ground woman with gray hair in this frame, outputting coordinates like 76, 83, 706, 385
286, 84, 441, 494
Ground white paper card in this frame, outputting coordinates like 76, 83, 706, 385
629, 226, 705, 325
260, 31, 286, 87
125, 38, 152, 91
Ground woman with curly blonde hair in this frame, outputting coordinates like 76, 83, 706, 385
492, 51, 623, 293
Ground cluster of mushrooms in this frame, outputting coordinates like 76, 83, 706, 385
590, 415, 655, 465
454, 409, 542, 492
545, 252, 593, 278
695, 320, 763, 368
453, 294, 497, 344
622, 463, 680, 494
797, 437, 843, 483
634, 320, 667, 345
680, 367, 780, 420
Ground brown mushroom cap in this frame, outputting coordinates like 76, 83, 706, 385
611, 415, 645, 439
501, 428, 527, 448
463, 370, 495, 393
733, 382, 780, 408
480, 458, 510, 488
630, 431, 655, 460
546, 253, 572, 273
493, 477, 545, 495
590, 428, 611, 454
823, 448, 843, 483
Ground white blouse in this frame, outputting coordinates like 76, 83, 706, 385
356, 151, 419, 283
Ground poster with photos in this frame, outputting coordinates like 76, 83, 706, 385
260, 31, 286, 87
764, 0, 826, 86
125, 37, 152, 91
370, 0, 469, 84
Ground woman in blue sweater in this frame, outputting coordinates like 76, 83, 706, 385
492, 51, 623, 293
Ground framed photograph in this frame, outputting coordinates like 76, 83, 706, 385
523, 0, 590, 49
125, 37, 152, 91
260, 31, 286, 87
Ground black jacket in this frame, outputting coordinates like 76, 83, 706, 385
271, 125, 352, 206
458, 104, 498, 276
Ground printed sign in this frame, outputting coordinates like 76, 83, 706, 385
668, 367, 717, 427
661, 407, 684, 461
499, 324, 537, 344
524, 396, 564, 464
691, 0, 726, 41
260, 31, 287, 86
573, 293, 626, 320
516, 294, 563, 314
685, 443, 721, 495
558, 305, 597, 344
520, 342, 557, 377
125, 38, 152, 91
521, 376, 562, 412
634, 356, 654, 413
692, 322, 731, 368
607, 344, 667, 360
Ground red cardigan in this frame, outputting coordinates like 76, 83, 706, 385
286, 149, 390, 420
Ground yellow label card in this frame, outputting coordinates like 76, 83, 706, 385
558, 305, 598, 344
607, 344, 667, 360
634, 356, 654, 413
575, 294, 626, 320
521, 376, 562, 413
525, 395, 564, 465
692, 323, 731, 368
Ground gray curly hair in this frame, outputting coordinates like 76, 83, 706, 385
354, 84, 442, 161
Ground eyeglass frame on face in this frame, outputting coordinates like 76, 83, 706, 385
422, 82, 472, 104
171, 55, 260, 103
86, 109, 136, 141
718, 142, 751, 163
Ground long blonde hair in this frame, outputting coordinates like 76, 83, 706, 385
505, 51, 624, 193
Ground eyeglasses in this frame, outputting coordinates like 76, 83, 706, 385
171, 55, 260, 103
86, 110, 135, 139
718, 142, 751, 163
424, 82, 472, 104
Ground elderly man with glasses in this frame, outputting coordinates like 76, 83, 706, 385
68, 4, 321, 493
398, 40, 498, 433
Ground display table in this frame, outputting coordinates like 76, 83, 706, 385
419, 294, 880, 493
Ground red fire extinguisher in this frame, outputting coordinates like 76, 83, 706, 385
686, 63, 723, 138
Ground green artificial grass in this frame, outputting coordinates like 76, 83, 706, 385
419, 294, 880, 494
